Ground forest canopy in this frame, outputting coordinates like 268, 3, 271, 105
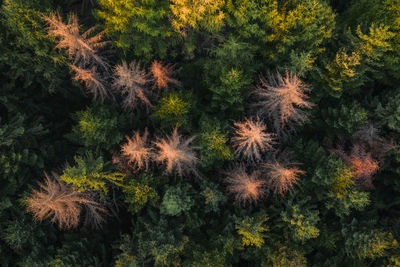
1, 0, 400, 266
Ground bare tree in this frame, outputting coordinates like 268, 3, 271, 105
231, 117, 276, 162
252, 70, 314, 137
120, 128, 153, 171
225, 166, 266, 205
44, 12, 108, 67
26, 173, 105, 230
150, 61, 181, 90
113, 61, 151, 110
154, 127, 198, 177
262, 151, 304, 196
69, 64, 110, 102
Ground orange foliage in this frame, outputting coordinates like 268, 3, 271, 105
263, 161, 304, 196
252, 70, 313, 136
154, 127, 198, 177
26, 173, 105, 229
120, 129, 153, 171
225, 166, 266, 205
231, 117, 276, 162
69, 64, 109, 102
44, 13, 107, 67
150, 61, 181, 90
113, 61, 151, 110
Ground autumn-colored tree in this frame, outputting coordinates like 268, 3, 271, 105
26, 173, 105, 229
262, 151, 304, 196
332, 143, 380, 189
44, 13, 108, 67
69, 64, 110, 102
224, 166, 266, 205
231, 117, 276, 162
113, 61, 151, 110
150, 61, 181, 90
120, 128, 153, 171
252, 70, 314, 137
169, 0, 225, 35
154, 127, 198, 177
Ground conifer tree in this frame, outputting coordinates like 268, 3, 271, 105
120, 129, 153, 171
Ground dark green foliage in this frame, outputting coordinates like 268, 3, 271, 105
160, 183, 195, 216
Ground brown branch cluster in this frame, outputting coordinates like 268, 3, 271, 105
118, 127, 198, 177
252, 70, 314, 137
231, 117, 276, 162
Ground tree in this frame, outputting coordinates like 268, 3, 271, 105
112, 60, 151, 110
235, 214, 269, 248
252, 70, 314, 137
60, 154, 125, 195
331, 143, 380, 189
160, 183, 194, 216
169, 0, 225, 35
44, 12, 107, 67
26, 173, 105, 229
231, 117, 276, 162
150, 61, 181, 90
97, 0, 179, 60
262, 151, 304, 196
224, 166, 266, 205
120, 129, 153, 171
69, 64, 110, 102
154, 127, 198, 177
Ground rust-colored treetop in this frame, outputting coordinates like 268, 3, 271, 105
26, 173, 104, 229
231, 117, 276, 162
225, 166, 266, 205
69, 64, 109, 102
252, 70, 314, 135
120, 128, 153, 171
44, 13, 107, 67
154, 127, 198, 177
113, 60, 151, 109
150, 60, 181, 90
263, 161, 304, 196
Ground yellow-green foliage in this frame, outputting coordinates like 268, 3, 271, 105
332, 165, 355, 198
266, 244, 307, 267
282, 205, 320, 242
170, 0, 225, 33
236, 215, 269, 248
357, 24, 394, 60
355, 232, 399, 260
61, 155, 125, 195
123, 177, 158, 213
152, 92, 190, 128
206, 130, 233, 160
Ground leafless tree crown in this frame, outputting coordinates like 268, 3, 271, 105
252, 70, 314, 136
154, 127, 198, 177
120, 128, 153, 171
225, 166, 266, 205
150, 61, 181, 90
231, 117, 276, 162
113, 61, 152, 110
